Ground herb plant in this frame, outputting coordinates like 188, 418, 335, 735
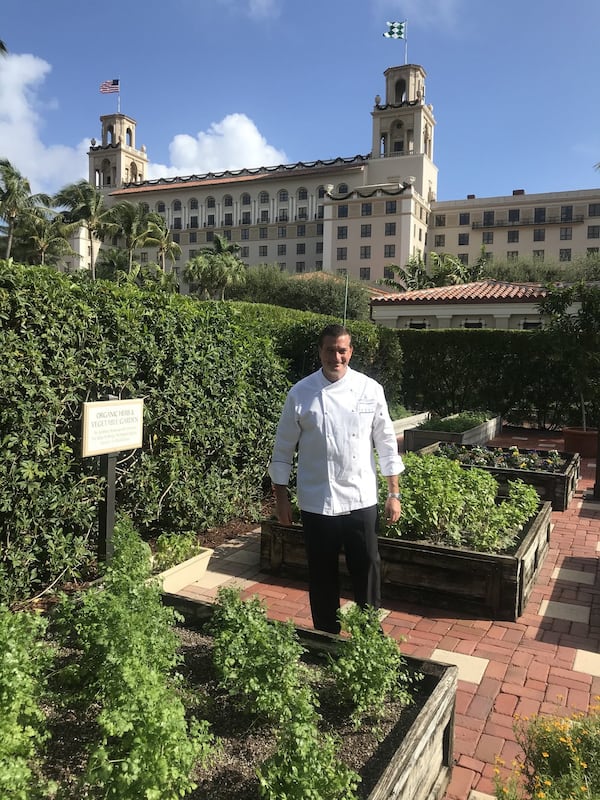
417, 411, 492, 432
153, 529, 203, 571
327, 604, 419, 731
438, 443, 567, 473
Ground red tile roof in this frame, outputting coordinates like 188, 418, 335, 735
370, 280, 548, 306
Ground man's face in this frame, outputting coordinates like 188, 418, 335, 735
319, 334, 353, 382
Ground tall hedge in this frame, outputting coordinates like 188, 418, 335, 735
0, 263, 289, 605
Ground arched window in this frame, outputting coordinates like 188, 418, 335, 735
318, 185, 326, 199
173, 200, 182, 211
297, 187, 308, 200
190, 198, 198, 210
394, 79, 407, 103
278, 189, 288, 202
157, 201, 165, 213
259, 191, 269, 204
338, 183, 348, 194
207, 196, 216, 208
223, 195, 233, 207
241, 193, 251, 206
126, 127, 133, 147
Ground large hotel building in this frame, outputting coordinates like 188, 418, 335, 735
69, 63, 600, 288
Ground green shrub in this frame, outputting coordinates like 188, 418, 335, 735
417, 411, 491, 432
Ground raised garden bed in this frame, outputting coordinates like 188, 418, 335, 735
418, 442, 580, 511
403, 414, 502, 452
163, 594, 458, 800
259, 500, 552, 621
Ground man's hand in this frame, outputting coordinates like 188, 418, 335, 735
384, 496, 401, 525
273, 484, 294, 526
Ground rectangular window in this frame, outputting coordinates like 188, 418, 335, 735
464, 321, 484, 329
295, 262, 305, 273
207, 197, 215, 209
317, 206, 324, 219
533, 229, 545, 242
224, 196, 233, 207
277, 244, 286, 256
508, 209, 520, 223
140, 252, 148, 263
316, 240, 323, 254
189, 250, 197, 259
337, 226, 348, 239
297, 206, 308, 220
483, 211, 495, 226
317, 223, 324, 235
278, 262, 286, 270
223, 230, 232, 241
189, 215, 198, 228
296, 243, 305, 255
384, 244, 395, 258
359, 267, 371, 280
408, 321, 427, 330
589, 203, 600, 216
224, 213, 233, 226
435, 214, 446, 226
361, 202, 372, 216
482, 231, 494, 244
458, 253, 469, 264
360, 224, 372, 237
386, 201, 397, 214
173, 232, 180, 243
189, 231, 197, 243
522, 321, 542, 330
383, 266, 394, 279
241, 211, 251, 224
260, 210, 269, 222
338, 205, 348, 218
296, 224, 306, 236
587, 247, 599, 255
207, 214, 215, 227
459, 212, 470, 226
360, 245, 371, 259
560, 227, 572, 240
507, 251, 519, 260
588, 226, 600, 239
240, 246, 249, 258
278, 209, 288, 222
533, 249, 544, 260
458, 233, 469, 246
173, 217, 182, 230
434, 234, 446, 247
336, 268, 348, 276
278, 226, 287, 238
508, 230, 519, 243
259, 227, 268, 239
561, 205, 573, 222
385, 222, 396, 236
336, 247, 347, 261
241, 228, 249, 240
559, 248, 572, 261
534, 207, 546, 223
259, 245, 268, 257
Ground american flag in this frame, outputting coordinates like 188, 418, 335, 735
100, 79, 120, 94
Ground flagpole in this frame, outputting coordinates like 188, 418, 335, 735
404, 20, 408, 64
117, 79, 121, 114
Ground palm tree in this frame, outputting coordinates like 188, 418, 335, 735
0, 159, 39, 259
19, 208, 79, 266
54, 180, 113, 280
185, 234, 246, 299
139, 216, 181, 273
0, 40, 7, 56
377, 256, 435, 292
107, 201, 160, 273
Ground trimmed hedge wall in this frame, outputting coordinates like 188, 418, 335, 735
0, 264, 289, 605
397, 328, 577, 427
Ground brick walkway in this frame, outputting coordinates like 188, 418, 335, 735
177, 428, 600, 800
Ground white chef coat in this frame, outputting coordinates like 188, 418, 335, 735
268, 366, 404, 516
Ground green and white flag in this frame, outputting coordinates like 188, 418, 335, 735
383, 21, 405, 39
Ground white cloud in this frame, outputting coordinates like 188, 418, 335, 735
147, 113, 288, 179
0, 53, 89, 195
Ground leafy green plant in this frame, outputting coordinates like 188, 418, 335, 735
327, 604, 419, 731
417, 411, 492, 432
438, 443, 567, 473
53, 515, 216, 799
0, 606, 53, 800
257, 717, 361, 800
153, 530, 203, 571
494, 705, 600, 799
380, 453, 540, 552
210, 587, 316, 725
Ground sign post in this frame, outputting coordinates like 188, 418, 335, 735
82, 398, 144, 563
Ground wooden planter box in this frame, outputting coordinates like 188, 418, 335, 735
162, 593, 457, 800
563, 427, 599, 459
417, 442, 581, 511
260, 501, 552, 621
403, 415, 502, 452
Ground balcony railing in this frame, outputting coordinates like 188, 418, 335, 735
472, 215, 584, 229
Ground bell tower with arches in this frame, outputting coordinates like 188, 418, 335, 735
88, 113, 148, 191
369, 64, 437, 202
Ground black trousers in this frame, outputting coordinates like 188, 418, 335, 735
301, 505, 380, 634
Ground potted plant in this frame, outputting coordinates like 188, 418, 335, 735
260, 455, 552, 621
403, 411, 503, 451
418, 442, 581, 511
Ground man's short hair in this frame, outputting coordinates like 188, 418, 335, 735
318, 324, 352, 347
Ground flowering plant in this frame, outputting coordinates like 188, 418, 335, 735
438, 444, 567, 474
494, 705, 600, 799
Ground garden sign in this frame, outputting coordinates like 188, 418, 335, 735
82, 398, 144, 563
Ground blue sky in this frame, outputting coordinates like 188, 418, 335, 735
1, 0, 599, 201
